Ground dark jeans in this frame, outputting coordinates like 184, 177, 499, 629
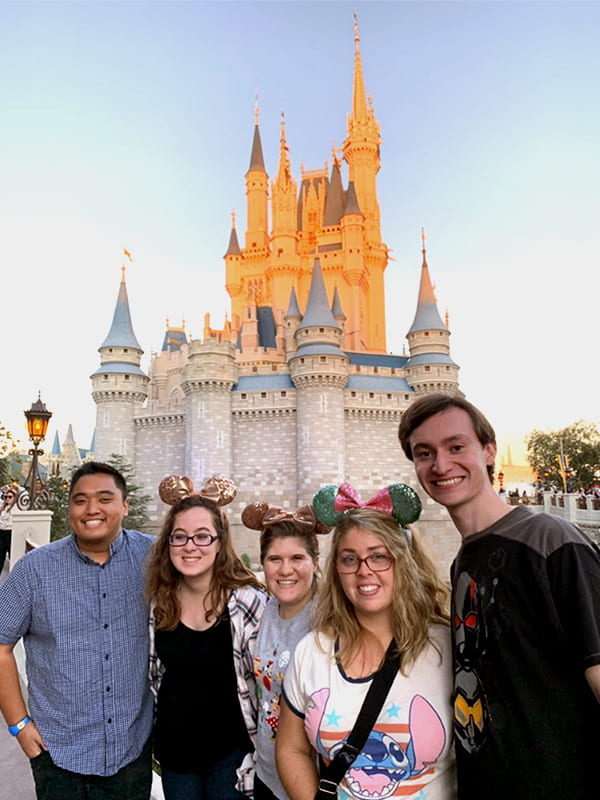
0, 528, 11, 572
161, 747, 246, 800
30, 738, 152, 800
253, 774, 279, 800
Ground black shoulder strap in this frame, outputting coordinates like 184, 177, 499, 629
314, 640, 399, 799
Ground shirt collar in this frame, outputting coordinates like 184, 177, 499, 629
69, 528, 126, 564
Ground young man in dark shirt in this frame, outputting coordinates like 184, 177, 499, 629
399, 394, 600, 800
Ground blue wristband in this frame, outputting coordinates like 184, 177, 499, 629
8, 716, 31, 736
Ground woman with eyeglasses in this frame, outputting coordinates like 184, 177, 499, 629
145, 476, 267, 800
276, 483, 456, 799
0, 486, 17, 574
241, 502, 328, 800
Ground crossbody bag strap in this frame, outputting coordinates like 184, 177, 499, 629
314, 640, 400, 799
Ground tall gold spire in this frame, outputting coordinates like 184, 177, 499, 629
276, 110, 291, 185
351, 13, 368, 124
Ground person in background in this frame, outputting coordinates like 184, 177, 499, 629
0, 485, 17, 573
0, 462, 154, 800
277, 482, 455, 799
398, 393, 600, 800
241, 501, 327, 800
146, 474, 267, 800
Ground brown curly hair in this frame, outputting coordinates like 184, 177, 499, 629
145, 494, 263, 630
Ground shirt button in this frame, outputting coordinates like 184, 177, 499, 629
106, 686, 111, 692
104, 624, 108, 629
105, 654, 109, 660
102, 593, 107, 599
108, 718, 112, 724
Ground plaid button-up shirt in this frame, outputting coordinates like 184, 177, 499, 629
0, 529, 154, 776
149, 584, 267, 795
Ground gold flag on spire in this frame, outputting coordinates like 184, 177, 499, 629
123, 247, 133, 262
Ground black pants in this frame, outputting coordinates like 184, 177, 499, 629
254, 774, 279, 800
30, 738, 152, 800
0, 529, 11, 572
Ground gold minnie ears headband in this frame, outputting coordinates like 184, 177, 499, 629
242, 502, 330, 535
312, 481, 422, 542
158, 475, 237, 507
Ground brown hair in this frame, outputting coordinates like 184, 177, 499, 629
314, 507, 449, 675
398, 393, 496, 482
259, 520, 320, 594
145, 494, 262, 630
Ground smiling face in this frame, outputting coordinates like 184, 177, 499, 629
263, 535, 317, 619
69, 473, 129, 561
336, 526, 395, 624
168, 506, 221, 584
408, 406, 497, 519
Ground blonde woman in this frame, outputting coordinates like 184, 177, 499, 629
277, 483, 455, 800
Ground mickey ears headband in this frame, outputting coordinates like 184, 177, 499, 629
242, 502, 330, 535
312, 482, 422, 530
158, 475, 237, 507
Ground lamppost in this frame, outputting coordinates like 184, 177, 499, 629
21, 393, 52, 510
498, 470, 505, 493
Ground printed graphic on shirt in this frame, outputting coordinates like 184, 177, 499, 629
255, 645, 290, 740
453, 570, 490, 753
304, 687, 447, 799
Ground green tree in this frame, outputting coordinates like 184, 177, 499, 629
48, 475, 71, 540
106, 454, 152, 532
0, 421, 15, 485
526, 420, 600, 491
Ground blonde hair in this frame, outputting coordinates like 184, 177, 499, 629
314, 507, 449, 675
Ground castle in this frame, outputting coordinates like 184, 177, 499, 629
90, 22, 461, 567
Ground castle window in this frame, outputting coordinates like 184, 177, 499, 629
272, 365, 277, 372
319, 328, 324, 333
108, 348, 113, 353
280, 391, 287, 397
387, 394, 392, 399
425, 331, 430, 336
351, 391, 356, 398
278, 248, 283, 257
124, 348, 128, 353
252, 366, 258, 373
103, 374, 108, 380
261, 392, 267, 398
425, 366, 431, 372
374, 367, 378, 374
241, 393, 247, 399
124, 375, 130, 380
320, 356, 326, 363
369, 393, 374, 398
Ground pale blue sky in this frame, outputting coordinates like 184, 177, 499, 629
1, 0, 598, 465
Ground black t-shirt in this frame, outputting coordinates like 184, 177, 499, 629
154, 609, 251, 772
451, 506, 600, 799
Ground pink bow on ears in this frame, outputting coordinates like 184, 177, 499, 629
334, 482, 394, 516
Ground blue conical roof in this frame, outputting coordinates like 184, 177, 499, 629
100, 276, 142, 350
407, 246, 446, 334
285, 287, 302, 320
51, 431, 61, 455
331, 286, 346, 320
247, 124, 266, 174
297, 259, 340, 332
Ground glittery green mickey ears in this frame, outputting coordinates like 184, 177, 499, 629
387, 483, 422, 526
312, 485, 341, 528
312, 481, 422, 529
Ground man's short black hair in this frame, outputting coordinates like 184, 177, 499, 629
69, 462, 128, 500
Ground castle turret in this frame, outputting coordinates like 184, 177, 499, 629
91, 268, 149, 463
405, 231, 460, 395
269, 113, 300, 315
289, 258, 349, 501
245, 103, 269, 252
181, 338, 238, 486
225, 210, 244, 308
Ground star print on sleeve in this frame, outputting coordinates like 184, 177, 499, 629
386, 701, 402, 718
325, 709, 342, 727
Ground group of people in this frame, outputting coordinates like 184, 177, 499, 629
1, 393, 600, 800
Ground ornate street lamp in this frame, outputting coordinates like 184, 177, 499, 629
20, 393, 52, 510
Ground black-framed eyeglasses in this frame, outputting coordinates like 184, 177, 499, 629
335, 552, 394, 574
168, 533, 220, 547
